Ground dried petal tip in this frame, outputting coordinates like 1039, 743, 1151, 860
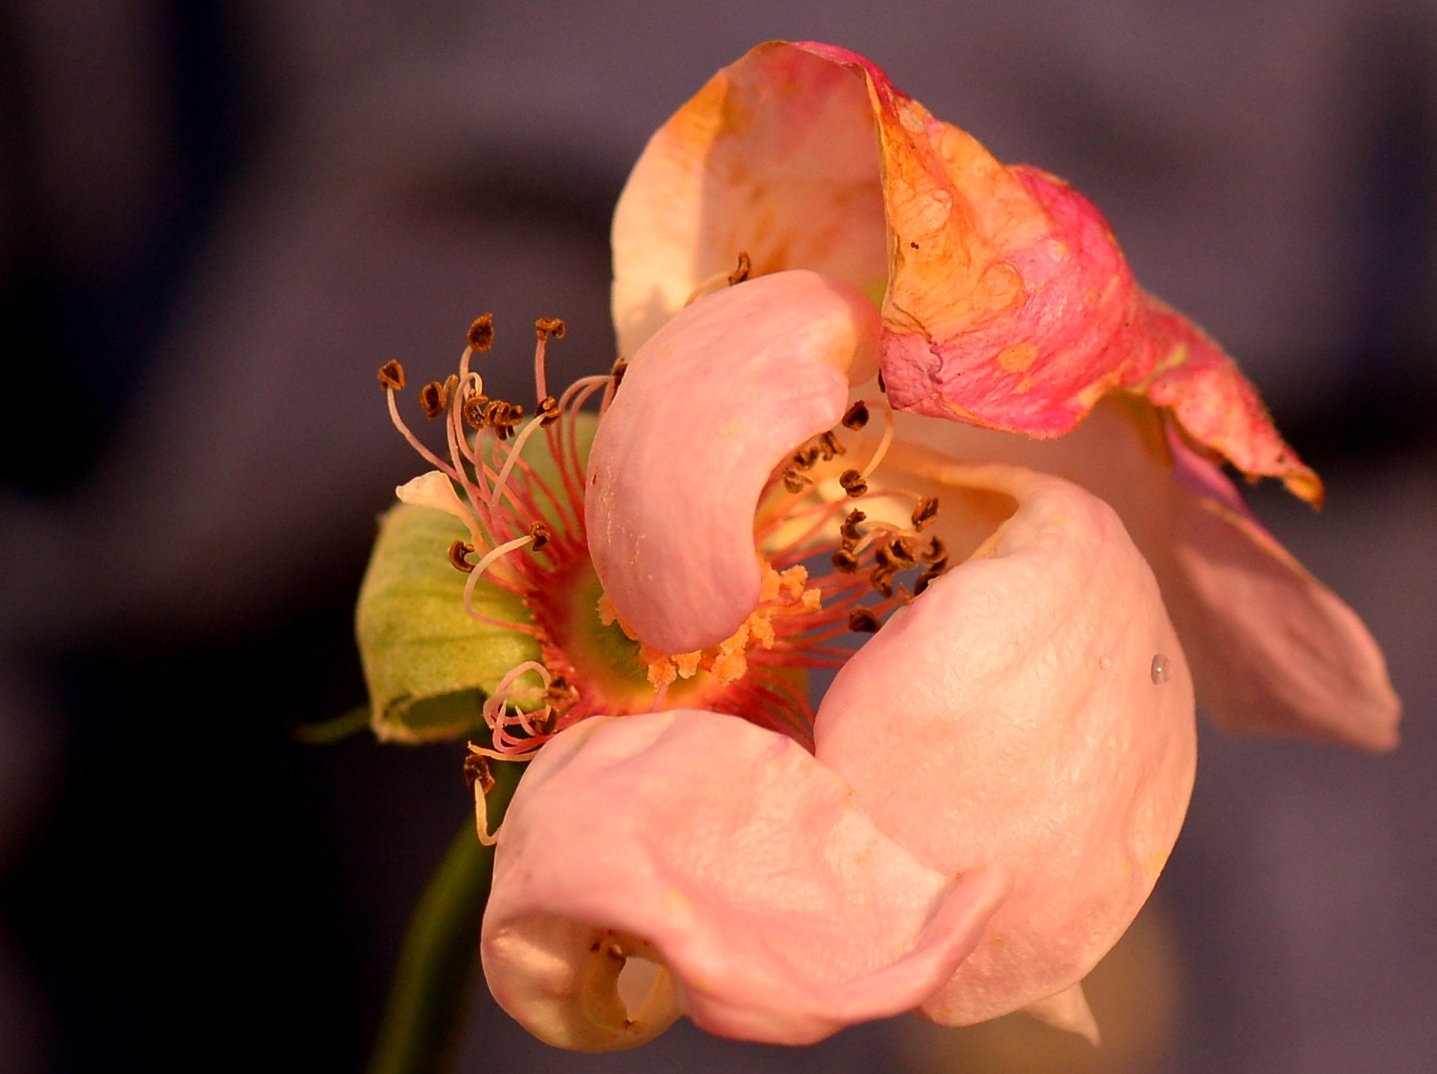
468, 313, 495, 352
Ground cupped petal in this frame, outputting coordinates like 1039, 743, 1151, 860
586, 269, 879, 654
887, 398, 1400, 750
612, 40, 1318, 502
815, 465, 1197, 1026
482, 709, 1009, 1050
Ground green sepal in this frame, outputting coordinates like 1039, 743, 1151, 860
356, 503, 540, 743
355, 414, 597, 743
365, 762, 522, 1074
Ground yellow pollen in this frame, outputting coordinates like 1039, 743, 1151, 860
628, 561, 825, 690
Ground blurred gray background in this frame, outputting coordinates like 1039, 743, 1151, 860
0, 2, 1434, 1072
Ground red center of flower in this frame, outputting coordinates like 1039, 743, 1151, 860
378, 303, 951, 766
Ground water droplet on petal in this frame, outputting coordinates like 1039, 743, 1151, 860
1150, 654, 1171, 685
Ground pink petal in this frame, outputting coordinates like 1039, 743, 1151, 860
612, 40, 1319, 502
886, 399, 1400, 750
586, 269, 879, 654
482, 710, 1009, 1050
815, 466, 1197, 1026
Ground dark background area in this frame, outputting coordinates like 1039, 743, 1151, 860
1, 3, 1434, 1073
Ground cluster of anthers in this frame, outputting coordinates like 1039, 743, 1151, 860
376, 276, 953, 840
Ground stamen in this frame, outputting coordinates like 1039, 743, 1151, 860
386, 380, 459, 478
449, 539, 476, 573
839, 470, 869, 497
911, 496, 939, 530
831, 549, 860, 574
468, 314, 495, 352
848, 607, 881, 633
533, 317, 566, 400
784, 470, 813, 494
842, 400, 869, 430
529, 520, 551, 552
463, 391, 490, 429
728, 251, 752, 285
420, 380, 449, 419
462, 533, 538, 616
465, 748, 501, 846
859, 402, 895, 480
377, 360, 406, 391
841, 509, 867, 543
464, 752, 496, 795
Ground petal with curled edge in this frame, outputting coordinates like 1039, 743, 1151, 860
586, 269, 879, 654
612, 39, 1319, 503
815, 465, 1197, 1028
887, 397, 1400, 750
481, 709, 1009, 1051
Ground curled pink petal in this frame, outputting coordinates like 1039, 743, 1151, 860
886, 400, 1400, 750
613, 40, 1319, 502
815, 466, 1197, 1026
586, 269, 879, 653
482, 710, 1009, 1050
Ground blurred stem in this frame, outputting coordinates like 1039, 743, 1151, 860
365, 760, 522, 1074
293, 704, 371, 745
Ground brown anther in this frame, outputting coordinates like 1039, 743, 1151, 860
485, 400, 524, 430
535, 316, 567, 341
841, 401, 869, 430
463, 752, 495, 794
819, 431, 846, 459
848, 607, 881, 633
887, 537, 918, 566
783, 469, 812, 494
841, 509, 867, 543
920, 536, 947, 564
791, 446, 821, 471
610, 357, 627, 391
911, 496, 939, 530
877, 370, 887, 393
870, 568, 896, 598
728, 251, 752, 285
874, 545, 897, 572
448, 540, 476, 573
914, 562, 949, 596
544, 676, 579, 710
831, 548, 860, 574
839, 469, 868, 497
462, 393, 489, 428
468, 313, 495, 352
528, 709, 557, 736
529, 520, 551, 552
537, 395, 561, 426
377, 360, 406, 391
419, 381, 447, 418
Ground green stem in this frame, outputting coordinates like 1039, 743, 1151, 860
365, 761, 522, 1074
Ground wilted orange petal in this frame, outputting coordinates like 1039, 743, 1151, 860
613, 40, 1320, 503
